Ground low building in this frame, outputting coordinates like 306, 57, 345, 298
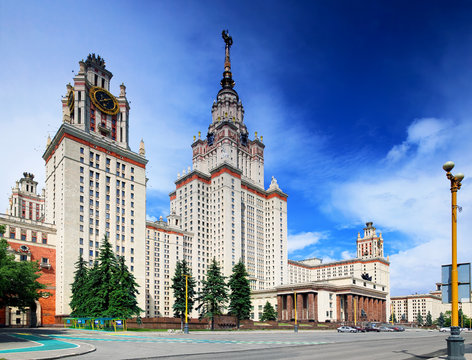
251, 222, 390, 323
0, 212, 56, 326
392, 283, 472, 324
251, 277, 388, 323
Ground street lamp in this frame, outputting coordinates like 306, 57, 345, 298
442, 161, 465, 360
184, 274, 189, 334
294, 291, 298, 333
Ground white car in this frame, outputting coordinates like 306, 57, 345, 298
439, 327, 450, 332
337, 326, 358, 333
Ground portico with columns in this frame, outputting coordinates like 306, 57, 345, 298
275, 278, 388, 323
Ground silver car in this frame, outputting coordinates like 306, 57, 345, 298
337, 326, 358, 333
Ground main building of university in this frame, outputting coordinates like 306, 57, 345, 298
0, 33, 390, 326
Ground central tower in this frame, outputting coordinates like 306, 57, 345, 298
169, 32, 288, 294
191, 30, 264, 187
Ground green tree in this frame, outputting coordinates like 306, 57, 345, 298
389, 313, 397, 323
260, 301, 277, 322
93, 235, 117, 316
81, 260, 102, 316
0, 225, 45, 309
416, 311, 423, 326
108, 256, 142, 318
171, 259, 196, 328
69, 255, 89, 317
437, 312, 445, 328
228, 261, 252, 328
196, 258, 227, 330
426, 311, 432, 326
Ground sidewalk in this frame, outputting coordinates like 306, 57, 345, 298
429, 343, 472, 360
0, 328, 95, 360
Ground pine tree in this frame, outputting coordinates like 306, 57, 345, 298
196, 258, 227, 330
82, 260, 102, 316
260, 301, 277, 322
108, 256, 142, 318
437, 312, 445, 328
426, 311, 432, 326
80, 236, 117, 317
389, 313, 397, 323
416, 311, 423, 326
69, 255, 88, 317
171, 260, 196, 328
228, 261, 251, 328
95, 235, 117, 316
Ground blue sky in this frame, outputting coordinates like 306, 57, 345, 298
1, 1, 471, 296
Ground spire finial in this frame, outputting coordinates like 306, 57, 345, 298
139, 138, 145, 156
221, 30, 235, 89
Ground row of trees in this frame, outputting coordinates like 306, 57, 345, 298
390, 309, 470, 328
171, 258, 253, 329
0, 225, 45, 309
69, 236, 141, 318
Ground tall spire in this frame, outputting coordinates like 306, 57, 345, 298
221, 30, 235, 89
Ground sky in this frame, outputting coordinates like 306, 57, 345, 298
1, 1, 471, 296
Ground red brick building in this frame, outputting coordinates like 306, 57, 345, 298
0, 213, 56, 326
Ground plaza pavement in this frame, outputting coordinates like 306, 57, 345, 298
0, 327, 471, 360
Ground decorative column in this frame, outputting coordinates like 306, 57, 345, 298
297, 293, 304, 320
287, 294, 293, 321
346, 295, 353, 322
336, 295, 341, 321
308, 293, 315, 321
277, 295, 283, 321
381, 300, 386, 322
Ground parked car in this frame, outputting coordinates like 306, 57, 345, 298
353, 326, 366, 332
392, 326, 405, 332
439, 327, 451, 332
365, 326, 380, 332
337, 326, 358, 333
378, 326, 394, 332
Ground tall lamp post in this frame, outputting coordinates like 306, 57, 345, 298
184, 274, 189, 334
294, 291, 298, 333
442, 161, 465, 360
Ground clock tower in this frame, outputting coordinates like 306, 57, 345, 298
62, 54, 130, 149
44, 54, 147, 315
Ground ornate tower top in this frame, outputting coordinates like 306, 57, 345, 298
221, 30, 235, 90
357, 222, 384, 259
85, 53, 106, 69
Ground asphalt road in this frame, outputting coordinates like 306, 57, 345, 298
57, 329, 471, 360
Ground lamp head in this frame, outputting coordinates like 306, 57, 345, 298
455, 173, 465, 183
443, 161, 455, 172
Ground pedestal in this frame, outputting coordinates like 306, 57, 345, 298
446, 326, 465, 360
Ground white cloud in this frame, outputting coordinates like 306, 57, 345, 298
341, 250, 356, 260
329, 117, 472, 296
146, 215, 157, 222
288, 231, 327, 252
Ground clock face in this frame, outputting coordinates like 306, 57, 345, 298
67, 90, 74, 113
89, 86, 119, 115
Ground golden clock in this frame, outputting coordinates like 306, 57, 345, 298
89, 86, 119, 115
